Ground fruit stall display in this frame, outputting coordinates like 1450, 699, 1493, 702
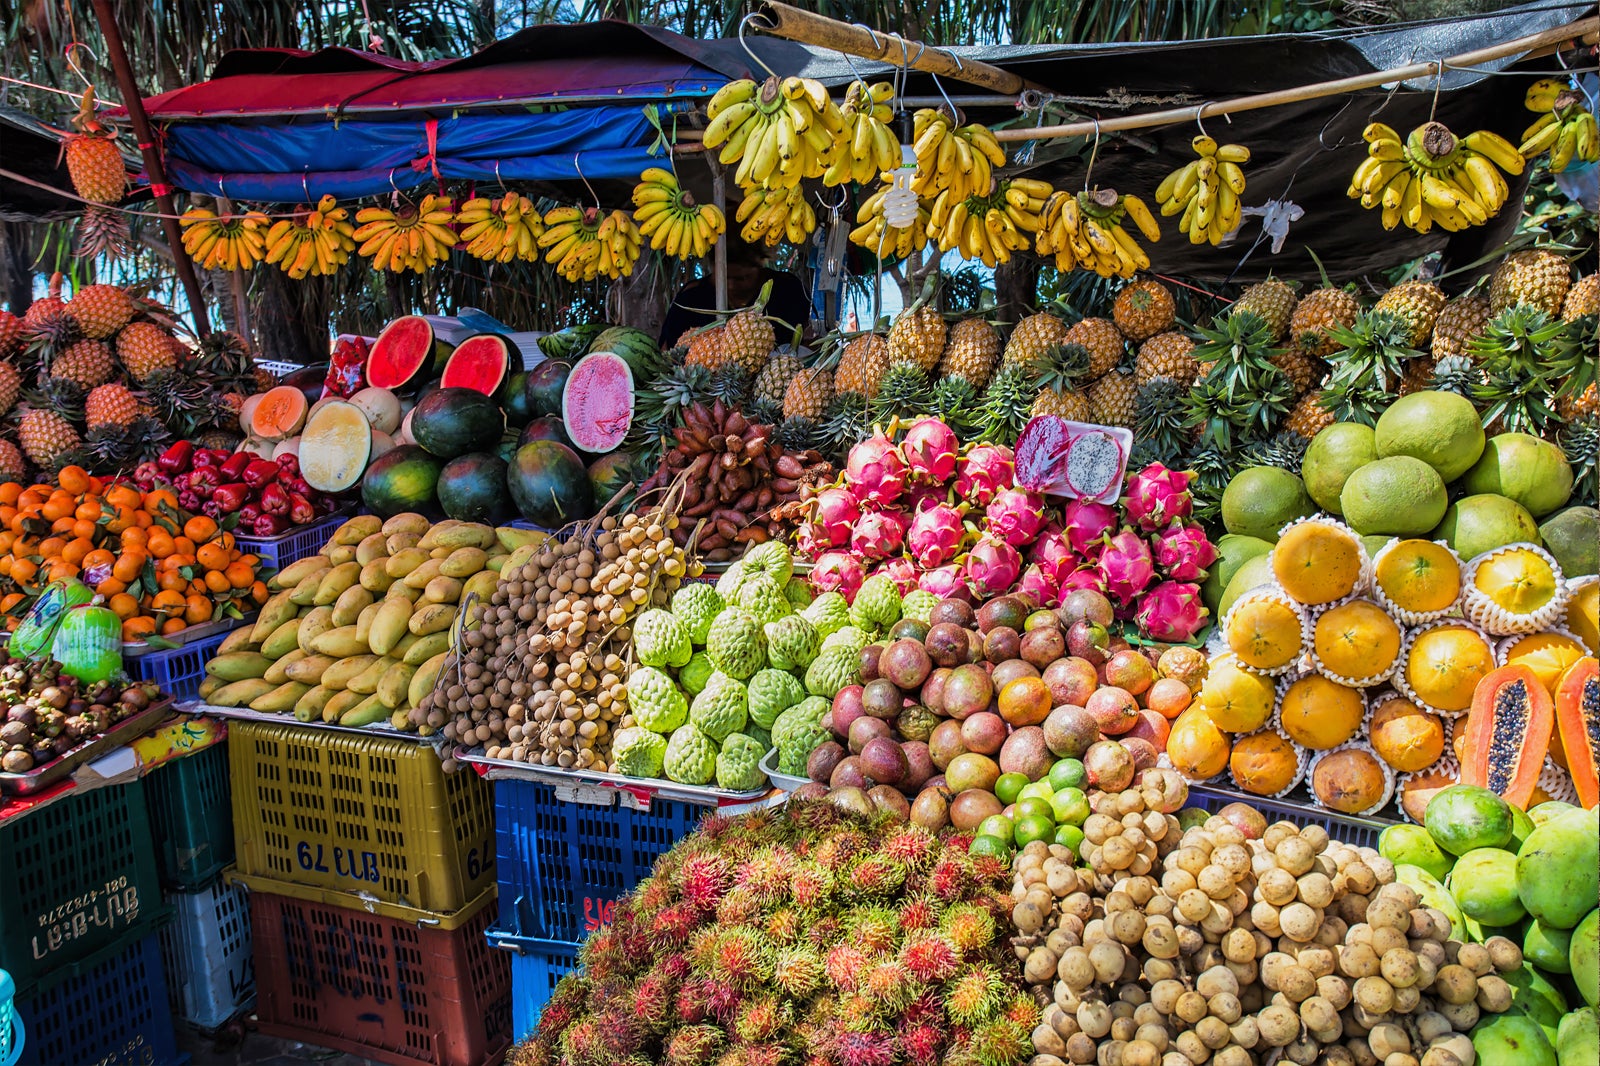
128, 441, 340, 535
0, 646, 166, 775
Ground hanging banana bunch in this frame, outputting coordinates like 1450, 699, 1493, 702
1037, 188, 1161, 278
849, 181, 931, 260
1520, 78, 1598, 172
910, 109, 1007, 206
180, 205, 272, 272
1349, 121, 1523, 234
735, 185, 815, 248
538, 206, 641, 282
455, 192, 545, 263
263, 196, 356, 279
928, 178, 1047, 267
824, 81, 900, 187
353, 194, 457, 273
1155, 136, 1248, 246
702, 75, 844, 192
632, 167, 726, 259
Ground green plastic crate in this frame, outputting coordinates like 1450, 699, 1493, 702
144, 742, 234, 890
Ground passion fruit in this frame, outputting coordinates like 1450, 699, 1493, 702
1043, 656, 1098, 707
1042, 704, 1100, 758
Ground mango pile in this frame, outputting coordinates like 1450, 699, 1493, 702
197, 513, 545, 732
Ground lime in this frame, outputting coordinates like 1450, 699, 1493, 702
1019, 780, 1057, 805
1055, 824, 1086, 852
1015, 814, 1056, 846
1048, 758, 1087, 791
970, 834, 1012, 860
1015, 797, 1056, 823
978, 815, 1015, 842
994, 772, 1029, 805
1051, 786, 1090, 826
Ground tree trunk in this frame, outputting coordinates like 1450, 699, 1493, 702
992, 257, 1038, 329
608, 256, 667, 336
254, 268, 333, 365
0, 223, 33, 315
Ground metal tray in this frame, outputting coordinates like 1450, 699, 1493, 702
0, 698, 174, 794
121, 613, 256, 657
759, 747, 808, 792
174, 699, 447, 745
456, 746, 772, 805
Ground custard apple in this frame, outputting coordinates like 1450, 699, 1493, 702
746, 667, 807, 729
773, 696, 831, 775
738, 573, 791, 626
849, 573, 901, 633
784, 577, 812, 609
821, 625, 870, 656
689, 671, 748, 741
741, 540, 793, 585
633, 608, 692, 668
663, 724, 718, 785
801, 592, 851, 638
705, 607, 765, 680
745, 722, 772, 753
764, 614, 819, 672
900, 589, 937, 623
804, 644, 860, 698
670, 584, 724, 644
611, 727, 667, 778
678, 651, 715, 696
714, 561, 746, 602
716, 732, 768, 791
626, 666, 687, 733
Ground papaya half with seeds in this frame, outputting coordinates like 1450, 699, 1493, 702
1460, 663, 1553, 809
1555, 657, 1598, 809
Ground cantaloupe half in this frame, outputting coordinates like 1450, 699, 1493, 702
251, 385, 310, 442
239, 393, 264, 434
299, 400, 371, 493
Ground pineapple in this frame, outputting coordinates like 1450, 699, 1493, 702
1232, 277, 1299, 343
1064, 318, 1125, 378
1132, 378, 1194, 464
1489, 250, 1571, 315
783, 367, 834, 421
1285, 391, 1335, 439
819, 392, 870, 466
1270, 350, 1324, 398
195, 429, 240, 451
1088, 369, 1137, 428
1559, 384, 1598, 420
978, 363, 1037, 445
75, 206, 133, 263
0, 311, 22, 359
1562, 274, 1599, 321
1028, 342, 1091, 419
681, 325, 726, 370
1134, 332, 1200, 386
1243, 432, 1310, 477
85, 383, 138, 430
721, 309, 775, 374
870, 363, 933, 424
1430, 296, 1491, 360
1430, 355, 1484, 400
937, 318, 1002, 388
0, 439, 24, 482
928, 376, 982, 441
1002, 312, 1071, 368
1186, 313, 1297, 448
115, 322, 177, 383
708, 364, 753, 408
1289, 287, 1360, 358
1562, 418, 1598, 508
772, 417, 821, 454
67, 284, 133, 340
1373, 280, 1446, 348
753, 352, 802, 406
0, 362, 19, 417
1397, 355, 1438, 396
1469, 306, 1575, 435
1112, 279, 1176, 342
16, 408, 80, 471
887, 307, 947, 371
1031, 386, 1092, 421
834, 334, 889, 400
49, 340, 115, 388
64, 89, 127, 204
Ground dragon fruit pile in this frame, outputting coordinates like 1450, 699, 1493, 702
794, 418, 1215, 644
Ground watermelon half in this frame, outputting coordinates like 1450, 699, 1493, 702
562, 351, 634, 456
366, 316, 437, 392
441, 334, 511, 396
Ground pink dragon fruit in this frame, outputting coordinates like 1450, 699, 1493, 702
901, 417, 959, 484
903, 481, 950, 516
850, 508, 908, 562
1097, 529, 1157, 607
1122, 462, 1195, 532
908, 501, 966, 569
1061, 497, 1119, 558
1151, 520, 1219, 581
794, 522, 825, 559
962, 535, 1023, 599
917, 563, 969, 601
846, 431, 907, 507
811, 551, 866, 603
1135, 580, 1209, 642
871, 556, 918, 596
985, 487, 1046, 549
1028, 530, 1080, 587
1059, 566, 1107, 594
812, 487, 860, 549
1018, 564, 1059, 608
953, 444, 1014, 507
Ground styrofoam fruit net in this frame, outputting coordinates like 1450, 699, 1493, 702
1397, 755, 1461, 824
1370, 538, 1464, 626
1563, 575, 1597, 654
1307, 740, 1396, 819
1221, 586, 1312, 677
1533, 756, 1580, 806
1461, 543, 1570, 637
1274, 670, 1366, 751
1270, 515, 1371, 607
1394, 619, 1497, 719
1228, 724, 1309, 799
1309, 594, 1404, 688
1365, 688, 1450, 774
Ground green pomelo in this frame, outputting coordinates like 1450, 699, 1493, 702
1201, 534, 1275, 615
1432, 493, 1541, 561
1558, 1008, 1598, 1066
1471, 1009, 1557, 1066
1374, 390, 1486, 482
1572, 908, 1598, 1008
1524, 919, 1573, 975
1217, 555, 1275, 621
1450, 848, 1528, 927
1361, 535, 1395, 558
1529, 800, 1578, 827
1301, 422, 1378, 514
1340, 455, 1448, 536
1425, 784, 1513, 855
1539, 506, 1599, 577
1510, 804, 1536, 852
1220, 467, 1313, 542
1517, 807, 1600, 930
1380, 823, 1454, 882
1395, 863, 1466, 940
1462, 433, 1574, 517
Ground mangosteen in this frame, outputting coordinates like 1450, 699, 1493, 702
0, 721, 30, 747
2, 749, 34, 773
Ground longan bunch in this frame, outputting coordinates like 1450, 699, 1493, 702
1082, 771, 1191, 889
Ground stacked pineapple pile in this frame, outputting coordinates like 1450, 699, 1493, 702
0, 276, 272, 478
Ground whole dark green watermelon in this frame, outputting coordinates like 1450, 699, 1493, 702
587, 451, 636, 512
588, 326, 661, 379
508, 441, 594, 528
524, 360, 571, 418
410, 387, 506, 460
438, 452, 512, 524
519, 414, 575, 451
499, 370, 532, 427
362, 445, 444, 517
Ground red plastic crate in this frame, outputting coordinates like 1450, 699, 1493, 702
248, 882, 511, 1066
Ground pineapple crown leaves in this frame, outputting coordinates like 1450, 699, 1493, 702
1468, 306, 1592, 434
708, 363, 755, 407
927, 375, 984, 441
1242, 431, 1310, 477
819, 390, 871, 466
868, 362, 933, 424
1429, 355, 1484, 398
1323, 309, 1420, 393
1133, 377, 1196, 465
1024, 342, 1092, 392
1192, 309, 1280, 365
977, 362, 1036, 446
1561, 416, 1598, 508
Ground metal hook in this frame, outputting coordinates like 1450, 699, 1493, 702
493, 159, 504, 189
1193, 102, 1211, 140
573, 153, 600, 210
1317, 95, 1358, 151
1429, 58, 1444, 121
1084, 117, 1102, 192
815, 186, 847, 213
62, 43, 98, 88
737, 13, 780, 80
931, 71, 962, 125
301, 172, 311, 202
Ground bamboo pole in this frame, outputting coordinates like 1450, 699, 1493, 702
992, 15, 1598, 142
711, 164, 728, 312
753, 1, 1035, 95
89, 0, 211, 338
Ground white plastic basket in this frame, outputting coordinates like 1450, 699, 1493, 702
156, 878, 255, 1029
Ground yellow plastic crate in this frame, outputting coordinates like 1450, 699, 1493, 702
228, 721, 495, 913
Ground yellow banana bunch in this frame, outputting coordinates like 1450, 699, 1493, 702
909, 109, 1007, 206
1349, 120, 1523, 234
1036, 188, 1161, 278
263, 195, 355, 279
1520, 78, 1598, 172
352, 194, 457, 273
537, 205, 641, 282
849, 180, 930, 260
454, 192, 545, 263
927, 177, 1048, 268
631, 167, 726, 259
734, 185, 816, 248
824, 81, 900, 187
180, 206, 272, 272
703, 75, 844, 192
1155, 136, 1249, 246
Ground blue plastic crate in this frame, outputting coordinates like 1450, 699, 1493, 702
126, 630, 230, 701
486, 930, 577, 1044
233, 511, 349, 571
493, 777, 704, 944
157, 878, 253, 1029
12, 932, 182, 1066
1183, 782, 1393, 850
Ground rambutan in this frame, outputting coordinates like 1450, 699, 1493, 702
864, 959, 919, 1013
926, 857, 972, 900
772, 947, 826, 999
766, 907, 804, 944
966, 852, 1009, 885
735, 994, 790, 1043
940, 903, 997, 953
788, 861, 833, 908
718, 885, 765, 926
845, 855, 906, 899
898, 897, 939, 933
707, 978, 743, 1023
814, 829, 871, 871
634, 876, 674, 916
900, 989, 944, 1028
899, 933, 961, 983
596, 1010, 647, 1058
630, 972, 675, 1031
898, 1022, 946, 1066
675, 976, 713, 1023
824, 943, 869, 992
650, 901, 701, 949
680, 853, 734, 912
714, 927, 772, 985
943, 964, 1005, 1027
836, 993, 883, 1033
847, 906, 900, 955
833, 1030, 895, 1066
967, 1017, 1032, 1066
537, 973, 588, 1040
736, 846, 798, 903
723, 1043, 789, 1066
806, 916, 844, 951
999, 992, 1041, 1031
558, 1018, 606, 1064
878, 827, 939, 869
785, 796, 849, 837
663, 1023, 724, 1066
